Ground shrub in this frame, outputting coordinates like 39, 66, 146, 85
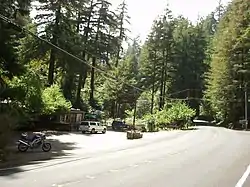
42, 84, 72, 114
7, 71, 43, 113
143, 114, 159, 132
151, 101, 195, 128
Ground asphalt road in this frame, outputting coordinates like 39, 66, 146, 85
1, 126, 250, 187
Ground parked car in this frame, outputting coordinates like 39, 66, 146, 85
192, 115, 216, 126
79, 121, 107, 134
112, 121, 129, 131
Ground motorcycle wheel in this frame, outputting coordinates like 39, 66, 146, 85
18, 143, 29, 152
42, 142, 51, 152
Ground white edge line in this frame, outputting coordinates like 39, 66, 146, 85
236, 164, 250, 187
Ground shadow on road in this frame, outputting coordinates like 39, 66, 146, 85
181, 127, 198, 131
0, 138, 77, 176
45, 130, 101, 137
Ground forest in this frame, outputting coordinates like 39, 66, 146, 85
0, 0, 250, 132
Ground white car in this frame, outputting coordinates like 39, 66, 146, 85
79, 121, 107, 134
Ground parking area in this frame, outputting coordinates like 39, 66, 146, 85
47, 130, 184, 155
47, 131, 129, 154
0, 130, 183, 170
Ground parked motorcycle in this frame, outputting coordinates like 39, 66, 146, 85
17, 132, 52, 152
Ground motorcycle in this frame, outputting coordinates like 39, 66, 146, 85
17, 132, 52, 152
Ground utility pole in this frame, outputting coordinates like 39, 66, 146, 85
133, 100, 137, 129
132, 88, 137, 129
245, 82, 248, 130
150, 50, 156, 114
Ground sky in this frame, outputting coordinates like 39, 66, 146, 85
112, 0, 232, 42
31, 0, 231, 42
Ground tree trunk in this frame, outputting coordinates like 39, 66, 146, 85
89, 1, 104, 107
48, 5, 61, 85
117, 103, 120, 118
89, 57, 96, 105
62, 74, 74, 100
75, 1, 93, 108
163, 44, 171, 108
163, 59, 167, 107
115, 2, 125, 67
159, 50, 165, 110
111, 101, 116, 119
75, 52, 88, 108
115, 46, 121, 67
48, 48, 56, 85
75, 70, 87, 108
150, 51, 156, 114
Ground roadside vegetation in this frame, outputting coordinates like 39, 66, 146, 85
0, 0, 250, 158
125, 102, 195, 132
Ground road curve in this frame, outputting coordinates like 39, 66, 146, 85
1, 126, 250, 187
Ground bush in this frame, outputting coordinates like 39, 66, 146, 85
124, 101, 195, 131
155, 102, 195, 126
142, 102, 195, 130
7, 75, 72, 116
42, 84, 72, 114
143, 114, 158, 132
7, 71, 43, 113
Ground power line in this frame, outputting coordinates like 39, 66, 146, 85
36, 31, 193, 97
0, 13, 144, 91
0, 13, 203, 101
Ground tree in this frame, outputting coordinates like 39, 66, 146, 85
205, 0, 250, 123
42, 84, 72, 114
2, 0, 243, 130
139, 11, 207, 113
88, 0, 117, 106
114, 0, 130, 67
8, 70, 43, 113
100, 38, 141, 119
74, 0, 94, 108
35, 0, 81, 85
139, 9, 176, 112
0, 0, 31, 79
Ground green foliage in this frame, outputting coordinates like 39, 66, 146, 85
142, 102, 195, 128
100, 38, 141, 118
8, 71, 43, 113
205, 0, 250, 123
155, 102, 195, 125
136, 91, 151, 118
2, 0, 245, 131
42, 84, 72, 114
138, 9, 211, 112
0, 0, 31, 79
